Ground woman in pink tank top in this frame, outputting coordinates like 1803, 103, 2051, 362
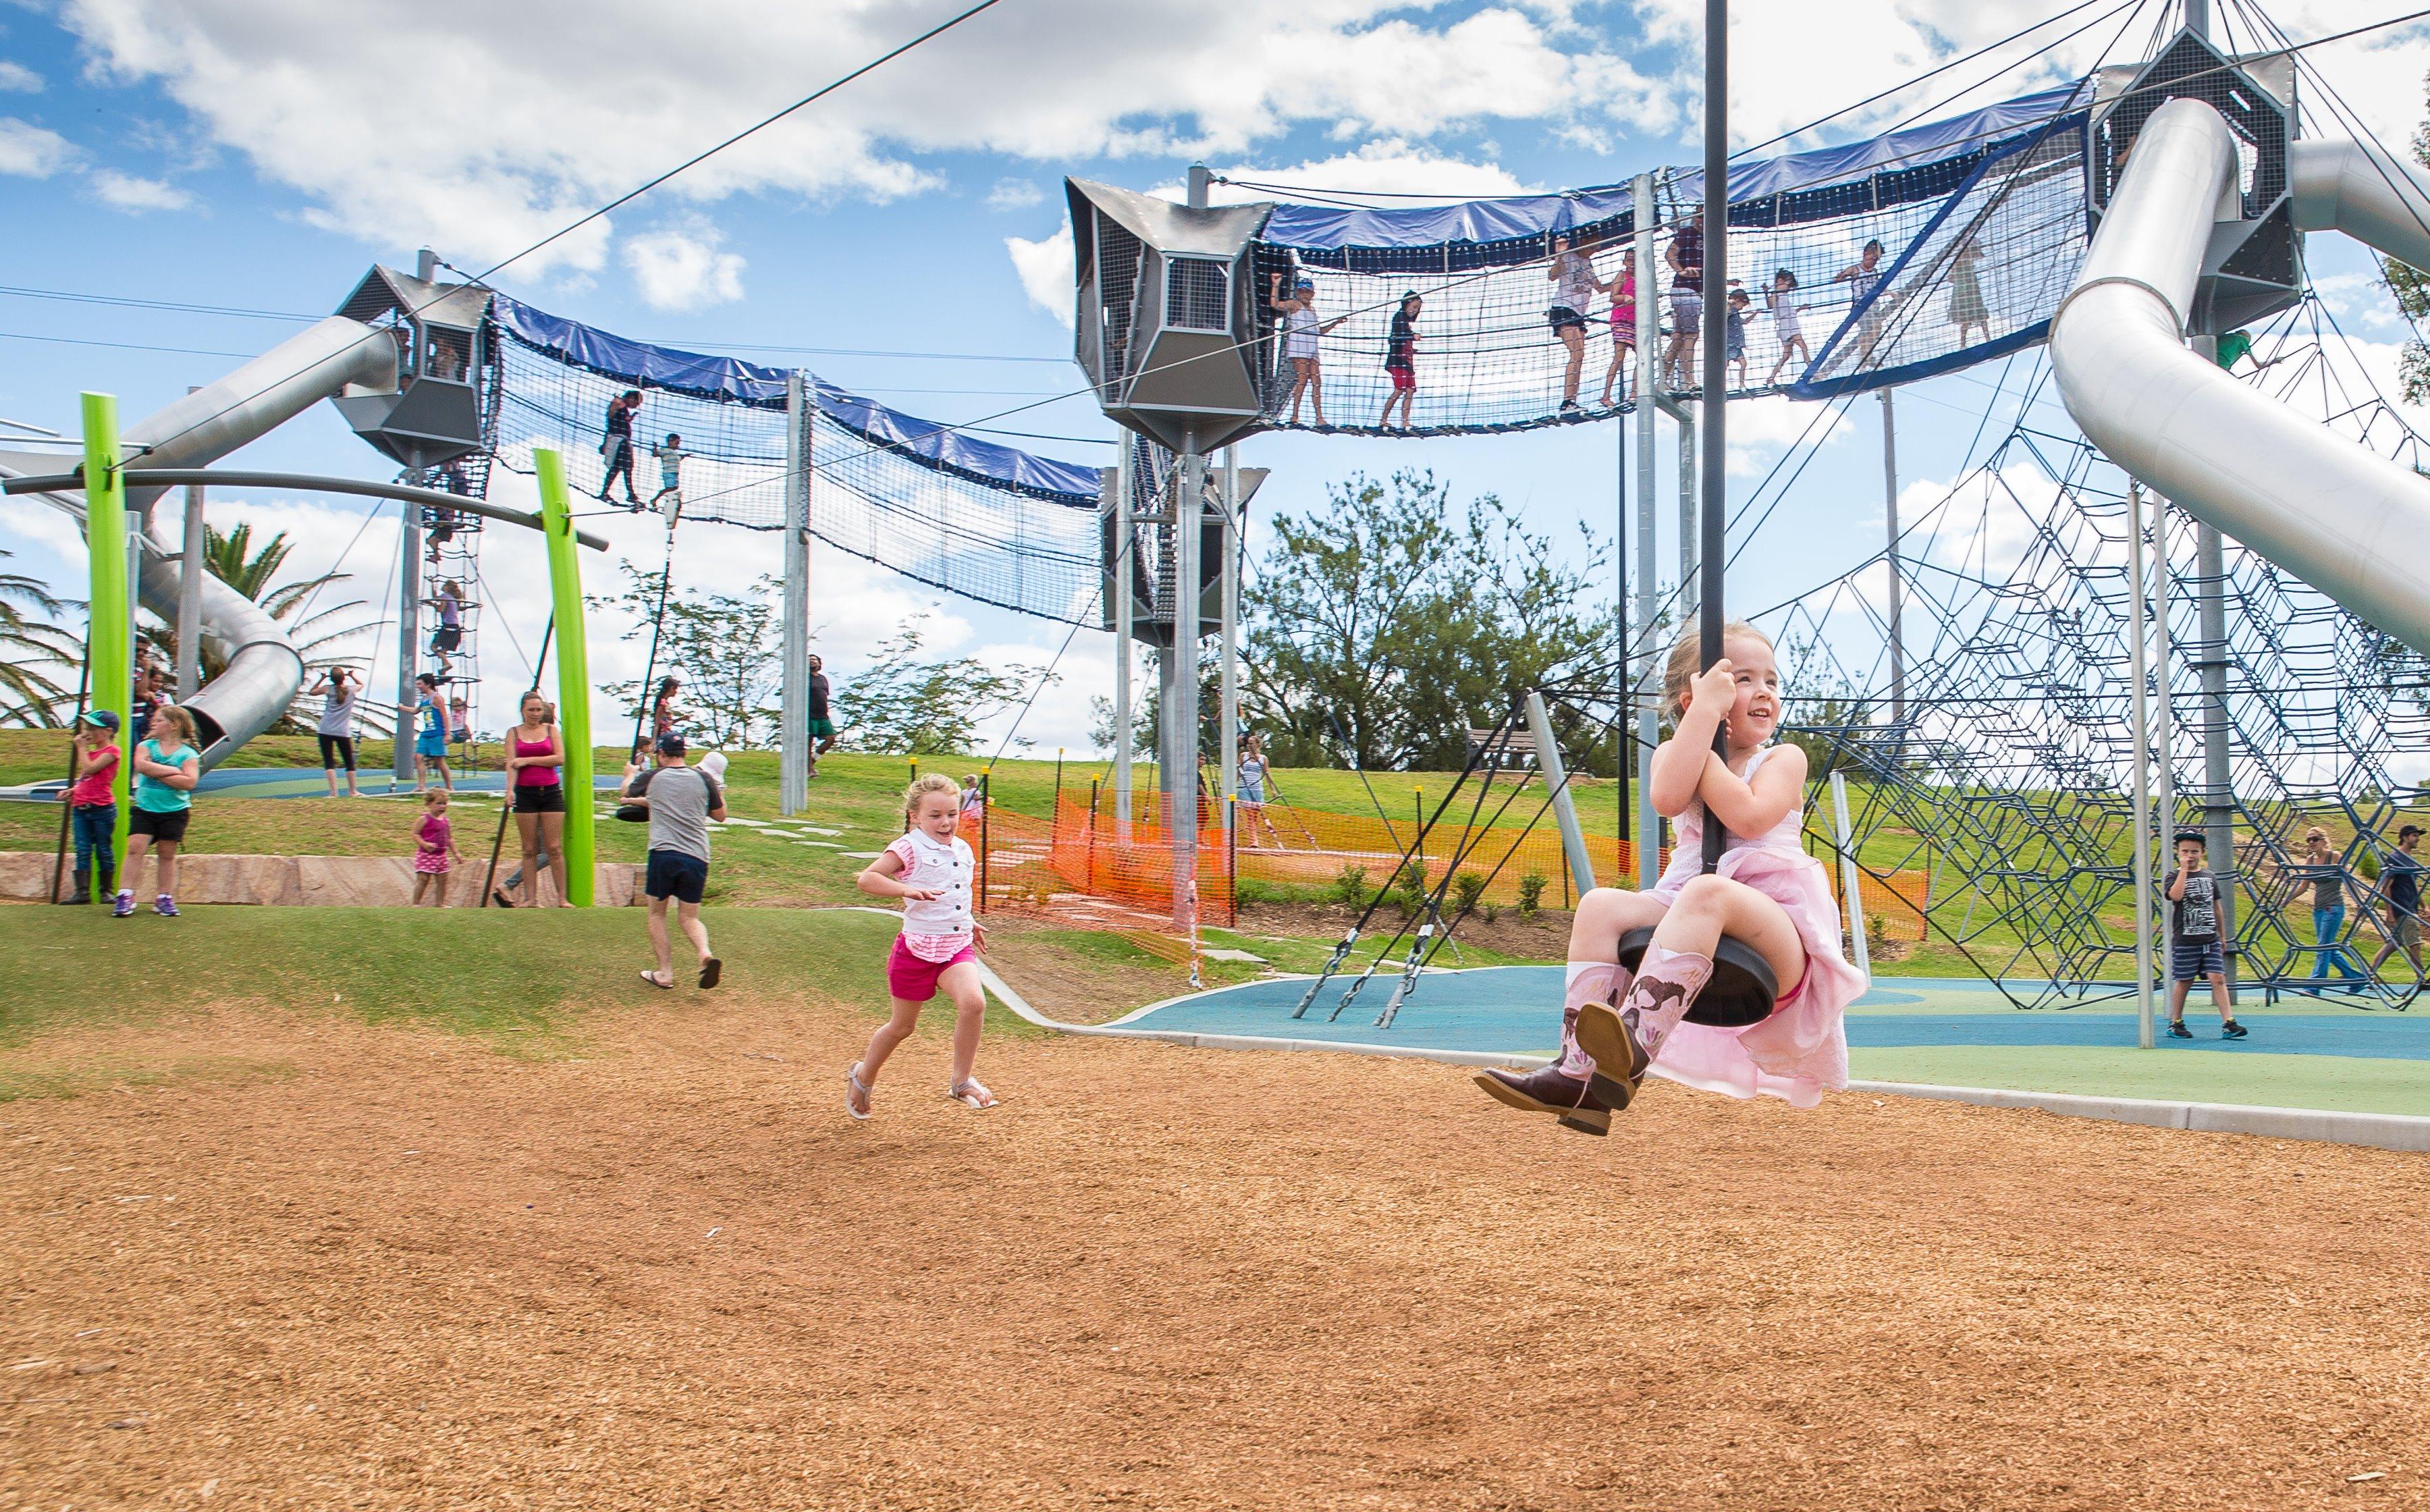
502, 691, 570, 907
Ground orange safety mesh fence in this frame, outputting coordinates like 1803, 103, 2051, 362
967, 790, 1931, 943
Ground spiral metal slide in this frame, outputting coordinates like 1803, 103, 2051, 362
0, 318, 400, 767
2053, 98, 2430, 651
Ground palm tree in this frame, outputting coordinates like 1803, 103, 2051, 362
0, 547, 82, 726
146, 522, 389, 734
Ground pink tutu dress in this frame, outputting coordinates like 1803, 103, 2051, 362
1643, 745, 1865, 1107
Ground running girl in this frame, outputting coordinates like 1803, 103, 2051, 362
1474, 623, 1864, 1131
1597, 265, 1637, 409
115, 704, 200, 919
848, 773, 995, 1118
1269, 273, 1347, 427
411, 788, 462, 907
503, 691, 570, 908
1764, 269, 1810, 387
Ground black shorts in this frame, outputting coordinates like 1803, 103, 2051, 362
318, 733, 356, 771
129, 808, 190, 843
512, 782, 566, 814
430, 626, 463, 653
1548, 306, 1587, 334
645, 849, 708, 905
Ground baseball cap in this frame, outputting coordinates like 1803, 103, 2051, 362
2403, 825, 2424, 840
654, 732, 686, 757
78, 709, 119, 731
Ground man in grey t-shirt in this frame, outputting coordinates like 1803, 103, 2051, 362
623, 732, 726, 990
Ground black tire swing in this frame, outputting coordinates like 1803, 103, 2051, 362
1617, 1, 1778, 1031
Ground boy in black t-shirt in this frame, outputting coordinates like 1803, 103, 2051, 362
2370, 823, 2425, 977
2165, 829, 2246, 1040
1380, 292, 1421, 431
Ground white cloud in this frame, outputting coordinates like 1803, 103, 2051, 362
53, 0, 1676, 273
985, 177, 1043, 211
1006, 219, 1074, 328
0, 115, 74, 176
1199, 139, 1533, 201
0, 61, 43, 92
87, 166, 192, 211
622, 220, 746, 312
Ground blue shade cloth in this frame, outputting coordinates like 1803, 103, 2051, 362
487, 292, 1101, 505
1260, 83, 2087, 267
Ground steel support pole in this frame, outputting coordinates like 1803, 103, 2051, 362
1830, 770, 1872, 979
1219, 445, 1240, 855
394, 510, 421, 786
1634, 173, 1661, 888
2128, 482, 2157, 1048
1526, 691, 1595, 896
779, 372, 811, 816
1881, 388, 1905, 734
1172, 435, 1204, 934
1112, 438, 1134, 842
1679, 402, 1698, 624
2188, 332, 2238, 1002
1697, 0, 1728, 875
2153, 488, 2175, 981
175, 385, 203, 702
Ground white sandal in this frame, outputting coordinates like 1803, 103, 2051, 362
946, 1077, 999, 1110
844, 1062, 873, 1121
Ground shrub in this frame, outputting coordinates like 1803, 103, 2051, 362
1393, 861, 1430, 917
1482, 902, 1501, 925
1517, 869, 1549, 917
1451, 869, 1489, 917
1331, 863, 1370, 908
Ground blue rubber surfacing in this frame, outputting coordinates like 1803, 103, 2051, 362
1122, 966, 2430, 1062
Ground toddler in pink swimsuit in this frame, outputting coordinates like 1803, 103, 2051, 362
1476, 620, 1864, 1133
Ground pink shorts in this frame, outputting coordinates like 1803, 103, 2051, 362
887, 936, 977, 1002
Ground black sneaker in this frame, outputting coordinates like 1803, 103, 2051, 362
2166, 1020, 2193, 1039
2221, 1020, 2249, 1040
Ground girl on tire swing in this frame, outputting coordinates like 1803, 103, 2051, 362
1476, 622, 1864, 1132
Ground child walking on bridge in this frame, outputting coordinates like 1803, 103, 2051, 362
847, 773, 996, 1118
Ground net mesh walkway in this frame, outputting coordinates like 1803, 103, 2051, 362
477, 293, 1108, 624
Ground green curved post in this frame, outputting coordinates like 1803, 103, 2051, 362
536, 449, 595, 906
82, 393, 133, 884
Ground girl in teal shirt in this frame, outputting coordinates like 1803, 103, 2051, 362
117, 705, 200, 917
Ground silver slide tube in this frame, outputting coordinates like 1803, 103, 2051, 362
2052, 100, 2430, 652
2291, 136, 2430, 276
9, 317, 398, 766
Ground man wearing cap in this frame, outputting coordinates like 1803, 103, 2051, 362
622, 732, 726, 990
57, 708, 122, 905
2372, 824, 2427, 979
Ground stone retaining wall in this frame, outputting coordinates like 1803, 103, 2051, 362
0, 853, 642, 908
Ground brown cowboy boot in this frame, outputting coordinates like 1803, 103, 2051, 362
1473, 962, 1630, 1135
1573, 944, 1714, 1112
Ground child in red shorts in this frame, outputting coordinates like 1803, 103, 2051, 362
848, 772, 994, 1118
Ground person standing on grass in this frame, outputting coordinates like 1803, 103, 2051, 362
410, 789, 463, 907
846, 772, 996, 1118
2165, 829, 2247, 1040
57, 708, 121, 905
501, 691, 570, 909
1236, 730, 1281, 849
2371, 824, 2426, 979
624, 732, 726, 991
310, 667, 362, 798
651, 676, 681, 747
116, 704, 199, 919
807, 654, 837, 777
2293, 826, 2366, 990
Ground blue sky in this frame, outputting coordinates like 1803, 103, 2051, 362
3, 0, 2425, 759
